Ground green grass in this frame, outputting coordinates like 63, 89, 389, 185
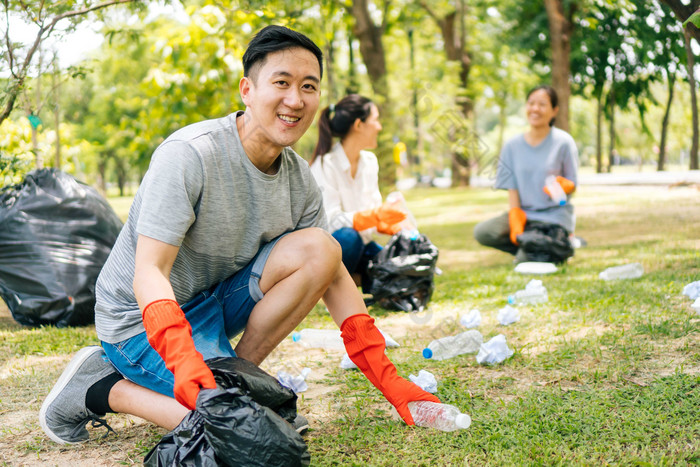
301, 185, 700, 466
0, 184, 698, 465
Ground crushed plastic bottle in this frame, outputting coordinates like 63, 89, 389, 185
692, 297, 700, 314
545, 175, 567, 206
508, 279, 548, 305
381, 330, 401, 348
339, 353, 358, 369
409, 370, 438, 393
599, 263, 644, 280
497, 305, 520, 325
476, 334, 514, 365
683, 280, 700, 300
422, 330, 483, 360
407, 401, 471, 431
460, 309, 481, 328
277, 367, 311, 393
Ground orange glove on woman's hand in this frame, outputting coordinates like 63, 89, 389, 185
508, 207, 527, 245
142, 299, 217, 410
341, 313, 440, 425
376, 221, 402, 235
353, 203, 407, 231
543, 176, 576, 196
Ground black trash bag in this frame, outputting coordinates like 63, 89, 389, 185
516, 222, 574, 264
144, 357, 310, 467
366, 232, 439, 312
0, 168, 122, 327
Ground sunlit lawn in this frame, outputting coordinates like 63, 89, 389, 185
0, 184, 698, 465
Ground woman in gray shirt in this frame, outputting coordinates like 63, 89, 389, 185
474, 85, 579, 262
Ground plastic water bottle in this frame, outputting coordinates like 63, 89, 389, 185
545, 175, 567, 206
292, 329, 345, 350
508, 279, 548, 305
599, 263, 644, 280
407, 401, 471, 431
386, 191, 418, 233
422, 330, 483, 360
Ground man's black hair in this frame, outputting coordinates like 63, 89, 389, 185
243, 25, 323, 81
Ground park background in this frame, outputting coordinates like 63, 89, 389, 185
1, 1, 699, 466
2, 0, 700, 192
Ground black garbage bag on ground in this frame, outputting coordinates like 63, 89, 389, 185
517, 222, 574, 264
366, 232, 439, 312
144, 357, 310, 467
0, 169, 122, 327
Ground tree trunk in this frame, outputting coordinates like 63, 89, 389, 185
608, 85, 616, 173
53, 56, 61, 170
408, 28, 422, 169
347, 35, 358, 94
596, 89, 603, 173
114, 157, 127, 197
658, 74, 675, 171
659, 0, 700, 42
34, 48, 44, 169
325, 39, 335, 106
419, 0, 473, 186
497, 96, 507, 157
544, 0, 573, 132
351, 0, 389, 103
97, 157, 108, 195
351, 0, 395, 187
684, 27, 699, 170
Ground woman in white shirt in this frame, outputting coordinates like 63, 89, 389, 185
310, 94, 405, 292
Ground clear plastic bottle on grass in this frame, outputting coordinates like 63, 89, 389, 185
408, 401, 471, 431
599, 263, 644, 280
422, 330, 483, 360
508, 279, 548, 305
291, 329, 344, 350
292, 328, 399, 351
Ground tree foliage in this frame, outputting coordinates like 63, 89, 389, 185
0, 0, 146, 125
1, 0, 698, 189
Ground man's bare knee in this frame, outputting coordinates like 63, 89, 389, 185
296, 227, 342, 270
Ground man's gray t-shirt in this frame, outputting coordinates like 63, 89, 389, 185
494, 127, 579, 232
95, 111, 327, 344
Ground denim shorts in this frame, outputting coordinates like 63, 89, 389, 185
102, 236, 283, 398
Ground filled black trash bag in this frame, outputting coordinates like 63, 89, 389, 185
366, 232, 439, 312
0, 168, 122, 327
144, 357, 310, 467
517, 222, 574, 264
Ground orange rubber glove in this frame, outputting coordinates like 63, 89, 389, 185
508, 207, 527, 245
142, 299, 216, 410
543, 176, 576, 196
341, 313, 440, 425
377, 221, 402, 235
353, 203, 406, 231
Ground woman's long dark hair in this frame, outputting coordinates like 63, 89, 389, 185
311, 94, 374, 165
527, 85, 559, 127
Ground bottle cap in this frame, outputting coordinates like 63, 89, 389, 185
455, 413, 471, 429
292, 332, 301, 342
422, 348, 433, 359
558, 200, 566, 206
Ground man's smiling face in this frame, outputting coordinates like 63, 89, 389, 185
239, 47, 321, 154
